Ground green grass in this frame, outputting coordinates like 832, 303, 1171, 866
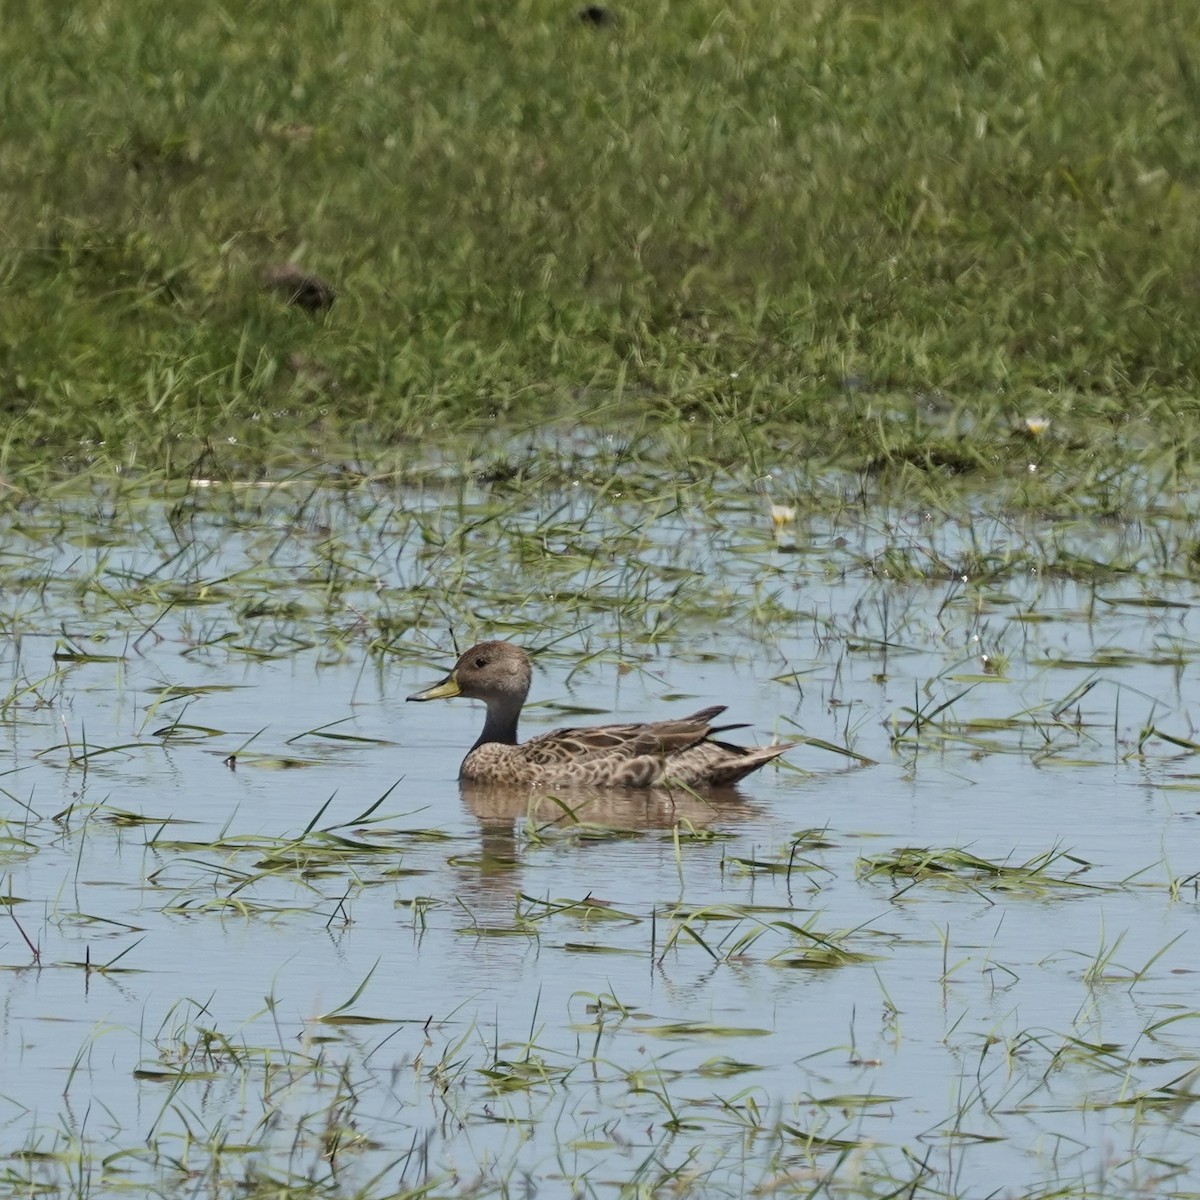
4, 0, 1200, 478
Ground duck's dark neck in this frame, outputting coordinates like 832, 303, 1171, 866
473, 700, 519, 749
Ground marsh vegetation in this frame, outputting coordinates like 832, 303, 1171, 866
4, 1, 1200, 1197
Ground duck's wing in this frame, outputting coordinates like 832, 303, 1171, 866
515, 708, 729, 788
521, 706, 728, 768
514, 706, 792, 788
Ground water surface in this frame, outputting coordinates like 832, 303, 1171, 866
1, 468, 1198, 1197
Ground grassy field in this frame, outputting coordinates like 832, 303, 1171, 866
4, 0, 1200, 478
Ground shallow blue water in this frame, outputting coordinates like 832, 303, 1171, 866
1, 473, 1198, 1197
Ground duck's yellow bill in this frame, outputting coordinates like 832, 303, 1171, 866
407, 673, 461, 702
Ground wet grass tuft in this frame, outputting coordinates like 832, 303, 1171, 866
858, 845, 1100, 897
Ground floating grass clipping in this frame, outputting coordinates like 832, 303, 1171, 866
314, 959, 406, 1026
517, 892, 643, 928
889, 683, 981, 749
765, 917, 886, 970
657, 904, 882, 969
151, 784, 445, 909
886, 675, 1121, 760
857, 845, 1101, 897
723, 827, 839, 884
517, 893, 644, 955
1143, 726, 1200, 754
1074, 927, 1187, 988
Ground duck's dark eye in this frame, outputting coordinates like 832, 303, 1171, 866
474, 656, 488, 669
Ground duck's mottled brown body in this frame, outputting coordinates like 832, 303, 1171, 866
407, 641, 792, 788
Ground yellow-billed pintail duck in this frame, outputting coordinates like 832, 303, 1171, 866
407, 640, 793, 787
